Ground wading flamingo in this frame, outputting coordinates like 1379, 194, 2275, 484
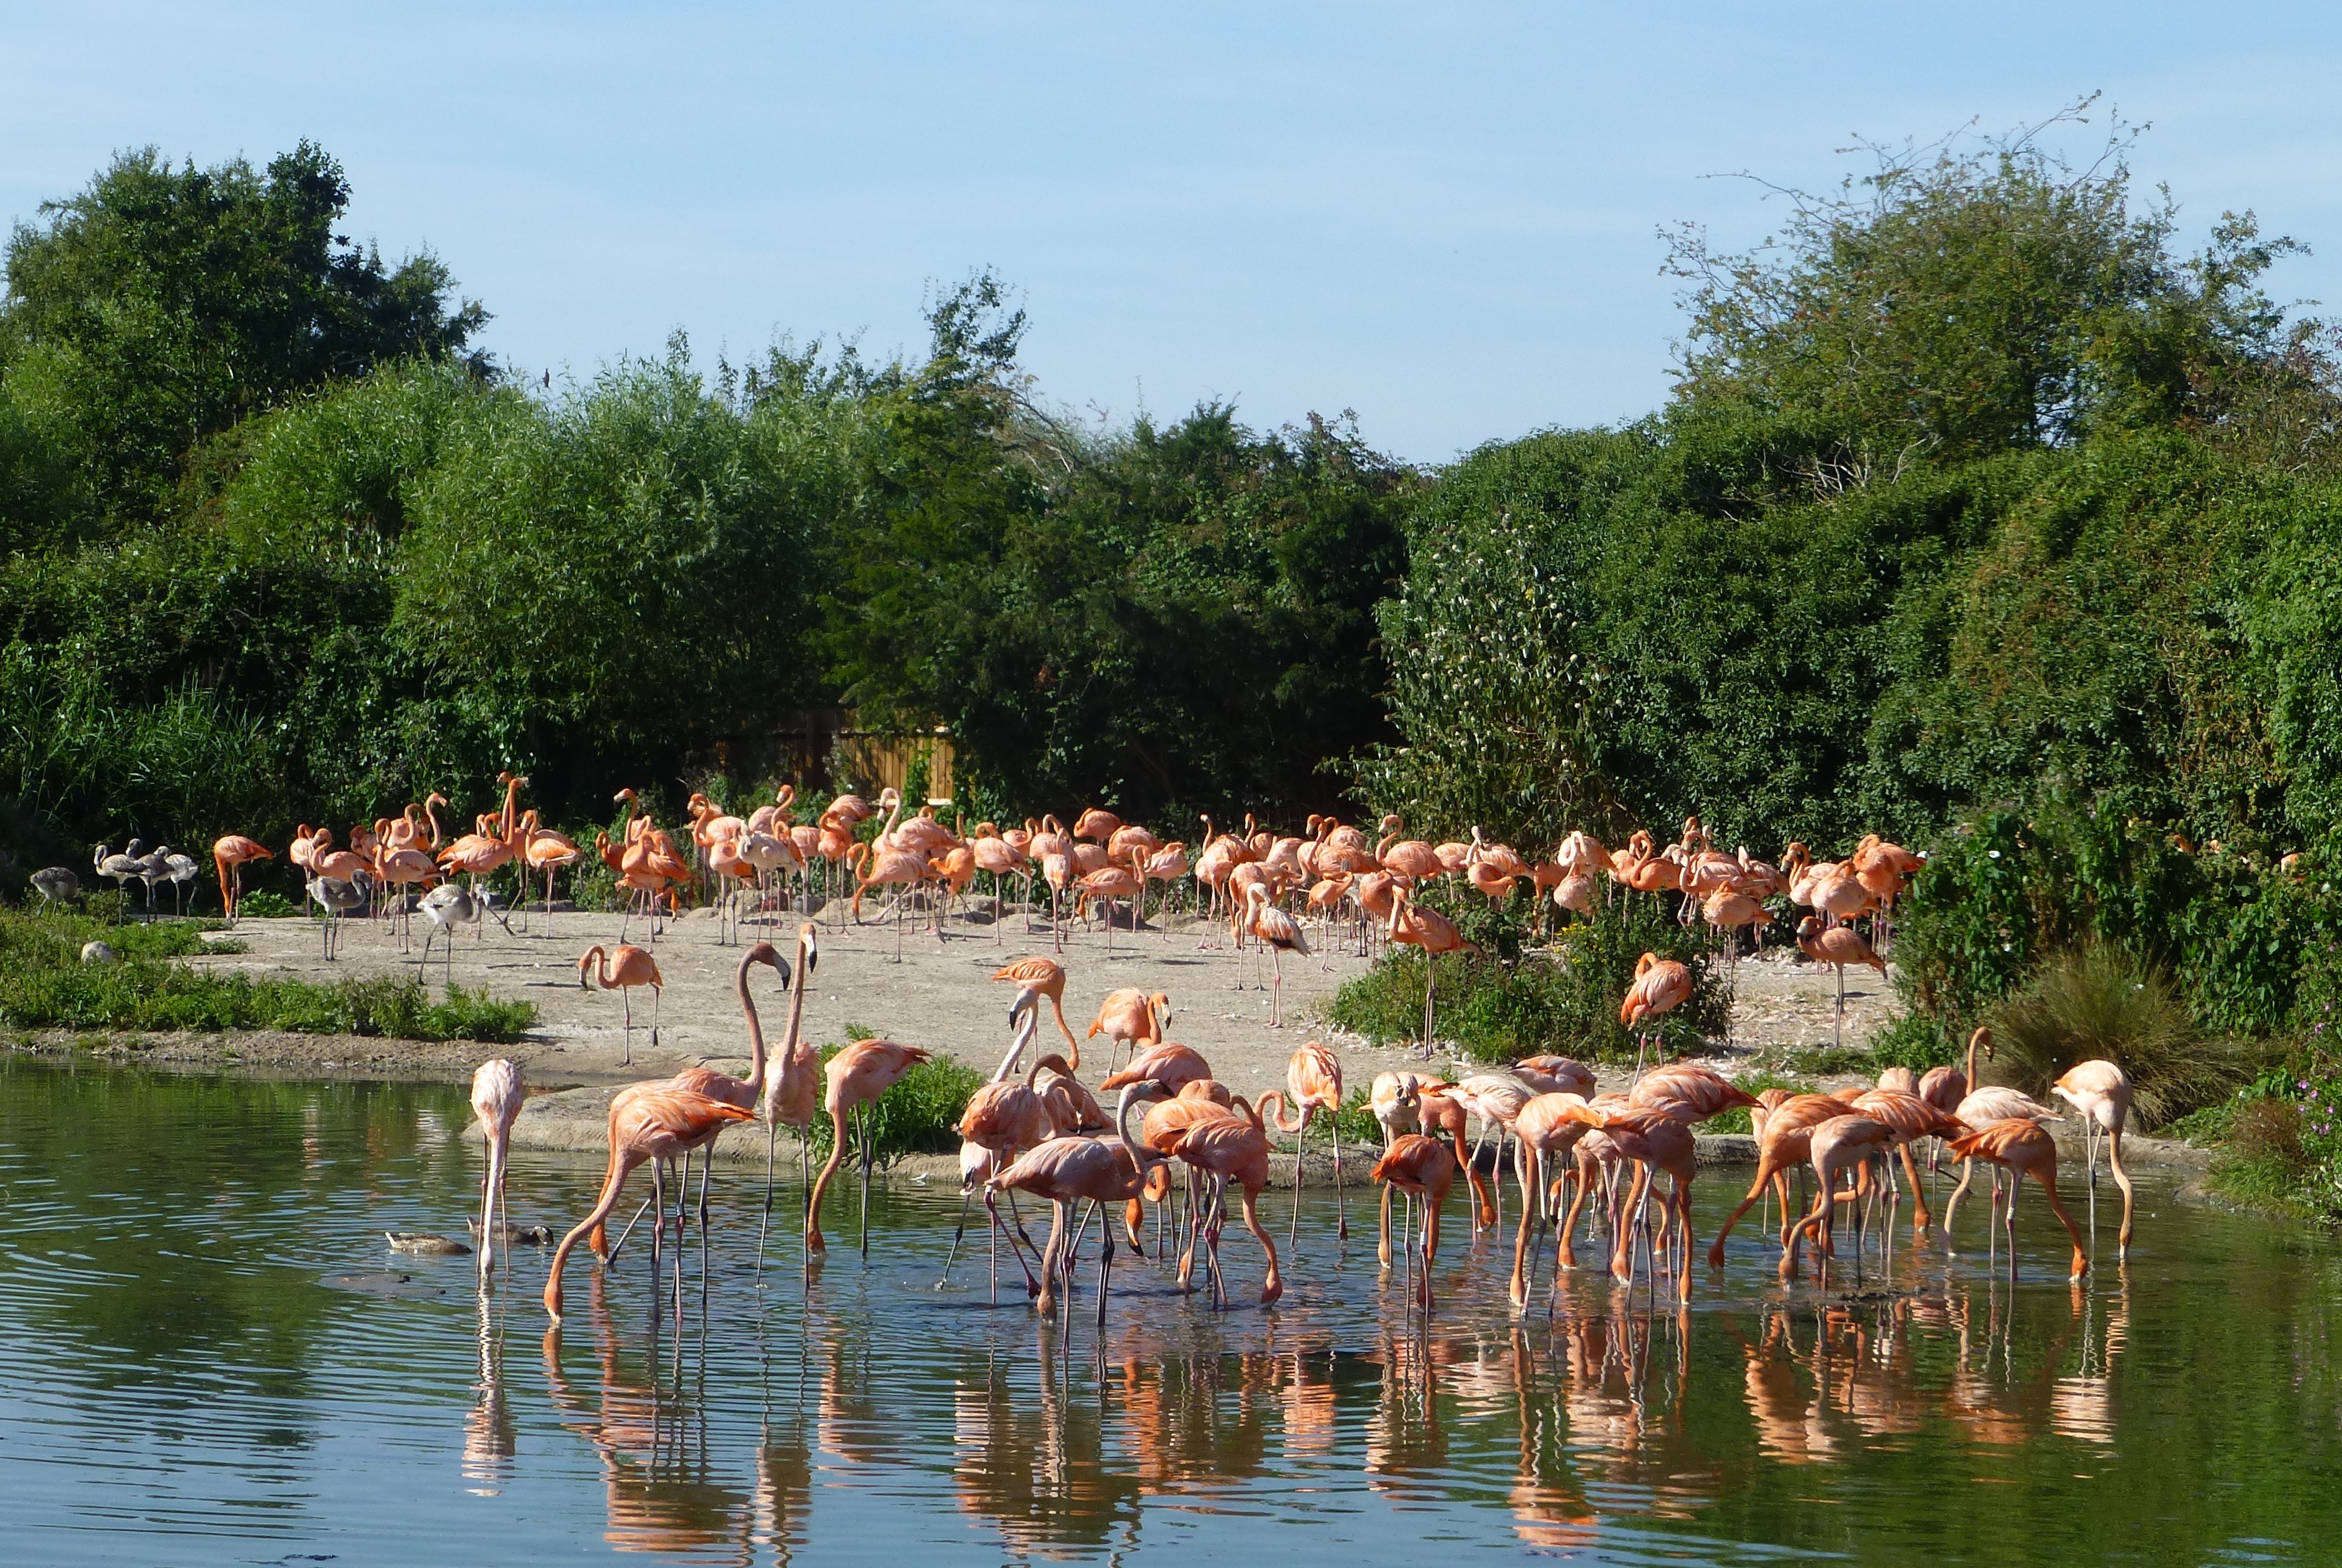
1371, 1132, 1454, 1310
542, 1086, 754, 1319
987, 1081, 1171, 1322
1947, 1117, 2090, 1280
756, 923, 821, 1267
806, 1039, 934, 1257
471, 1057, 525, 1285
2051, 1059, 2136, 1256
1273, 1040, 1347, 1244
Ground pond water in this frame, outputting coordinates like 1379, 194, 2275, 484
1, 1059, 2338, 1566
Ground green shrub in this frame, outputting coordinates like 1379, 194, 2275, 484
1869, 1011, 1960, 1073
803, 1044, 983, 1168
1988, 941, 2242, 1128
0, 907, 534, 1040
234, 891, 296, 920
1326, 888, 1727, 1063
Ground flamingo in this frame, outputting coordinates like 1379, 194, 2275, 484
578, 944, 663, 1065
987, 1081, 1171, 1323
1560, 1102, 1701, 1299
1083, 985, 1168, 1072
523, 818, 583, 934
1777, 1114, 1895, 1283
755, 923, 821, 1268
847, 840, 929, 962
1507, 1091, 1596, 1303
29, 865, 79, 909
309, 872, 369, 959
1165, 1101, 1283, 1308
417, 881, 483, 989
1619, 952, 1693, 1073
2051, 1059, 2136, 1256
1272, 1039, 1347, 1244
1387, 883, 1475, 1057
1513, 1055, 1596, 1099
1947, 1117, 2090, 1280
1847, 1087, 1968, 1234
949, 988, 1059, 1300
1795, 915, 1885, 1047
990, 956, 1083, 1064
806, 1039, 935, 1257
542, 1086, 755, 1319
1099, 1040, 1213, 1098
211, 835, 273, 923
1370, 1133, 1453, 1310
470, 1057, 526, 1285
1705, 1091, 1860, 1267
1241, 882, 1311, 1028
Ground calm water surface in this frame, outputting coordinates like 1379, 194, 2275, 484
2, 1058, 2338, 1566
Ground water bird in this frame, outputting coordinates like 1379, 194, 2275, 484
30, 866, 80, 908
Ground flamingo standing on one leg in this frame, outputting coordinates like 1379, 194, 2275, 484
470, 1057, 526, 1286
212, 835, 273, 923
542, 1086, 755, 1319
1241, 883, 1311, 1028
806, 1039, 934, 1257
578, 944, 663, 1066
1387, 883, 1476, 1057
1794, 915, 1886, 1049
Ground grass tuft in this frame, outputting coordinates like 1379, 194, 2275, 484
1989, 941, 2240, 1128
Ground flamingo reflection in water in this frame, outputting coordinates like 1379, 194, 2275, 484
540, 1274, 748, 1559
951, 1323, 1140, 1554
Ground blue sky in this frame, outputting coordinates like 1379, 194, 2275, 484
5, 2, 2338, 461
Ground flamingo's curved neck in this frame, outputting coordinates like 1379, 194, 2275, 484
737, 952, 769, 1087
994, 1006, 1038, 1084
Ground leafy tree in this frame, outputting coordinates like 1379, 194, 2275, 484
1665, 99, 2317, 465
0, 142, 487, 531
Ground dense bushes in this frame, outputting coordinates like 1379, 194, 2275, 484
1326, 889, 1729, 1063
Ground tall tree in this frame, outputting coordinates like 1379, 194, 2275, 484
0, 141, 488, 531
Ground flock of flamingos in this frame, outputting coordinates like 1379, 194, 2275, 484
158, 777, 2145, 1329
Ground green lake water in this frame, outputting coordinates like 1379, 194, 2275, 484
1, 1057, 2336, 1564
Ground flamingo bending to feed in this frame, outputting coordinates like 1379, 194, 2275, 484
2051, 1059, 2136, 1256
988, 1081, 1171, 1322
1371, 1132, 1454, 1310
951, 989, 1060, 1300
470, 1057, 525, 1285
542, 1086, 754, 1320
1947, 1117, 2090, 1280
806, 1038, 934, 1257
1777, 1114, 1895, 1282
1165, 1100, 1284, 1309
578, 944, 663, 1065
